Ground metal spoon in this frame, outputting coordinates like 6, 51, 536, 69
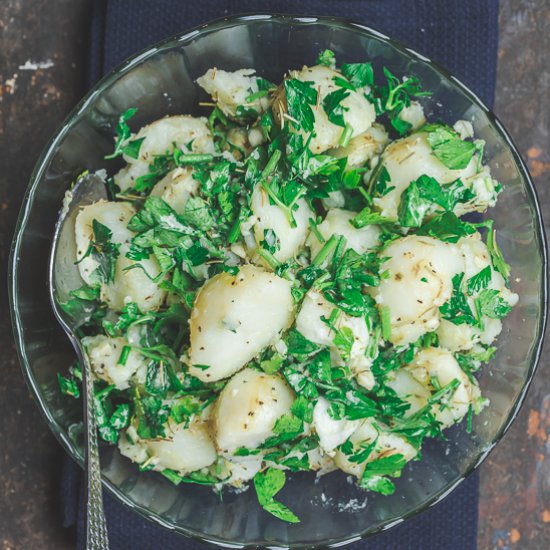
49, 173, 110, 549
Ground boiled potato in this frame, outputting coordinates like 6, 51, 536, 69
373, 132, 477, 220
307, 208, 381, 259
250, 183, 313, 263
334, 419, 417, 478
150, 167, 198, 214
82, 334, 147, 390
197, 68, 270, 118
145, 418, 217, 473
101, 245, 167, 312
406, 347, 481, 427
213, 368, 294, 454
296, 290, 375, 389
328, 123, 389, 168
397, 101, 426, 131
312, 397, 359, 454
74, 201, 135, 285
437, 233, 518, 351
118, 419, 217, 474
114, 115, 215, 191
372, 235, 465, 346
273, 65, 376, 154
187, 265, 295, 381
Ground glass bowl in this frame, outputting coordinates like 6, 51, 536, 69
9, 14, 548, 549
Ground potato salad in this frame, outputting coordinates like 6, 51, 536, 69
58, 49, 518, 523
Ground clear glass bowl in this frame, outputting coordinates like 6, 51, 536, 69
9, 14, 547, 549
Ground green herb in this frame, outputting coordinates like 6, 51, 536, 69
261, 228, 281, 255
105, 108, 144, 160
425, 124, 477, 170
317, 49, 336, 67
253, 468, 300, 523
341, 62, 374, 88
475, 289, 512, 319
466, 266, 492, 295
439, 273, 477, 326
57, 372, 81, 398
351, 206, 392, 228
333, 326, 355, 362
416, 212, 477, 243
322, 88, 349, 128
377, 69, 430, 136
485, 223, 511, 281
381, 305, 392, 341
398, 175, 474, 227
284, 79, 318, 132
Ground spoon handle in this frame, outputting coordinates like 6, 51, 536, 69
83, 354, 110, 549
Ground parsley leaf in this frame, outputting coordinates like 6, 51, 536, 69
322, 88, 349, 127
341, 62, 374, 88
284, 79, 318, 132
398, 175, 474, 227
439, 273, 477, 326
475, 289, 512, 319
425, 124, 477, 170
416, 212, 477, 243
351, 206, 392, 228
466, 266, 492, 295
253, 468, 300, 523
317, 49, 336, 67
105, 108, 145, 160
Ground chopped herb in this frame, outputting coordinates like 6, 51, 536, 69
253, 468, 300, 523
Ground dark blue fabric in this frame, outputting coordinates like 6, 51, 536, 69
63, 1, 499, 548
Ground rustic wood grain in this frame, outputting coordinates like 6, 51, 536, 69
0, 0, 548, 548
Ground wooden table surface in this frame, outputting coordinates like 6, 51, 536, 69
0, 1, 548, 548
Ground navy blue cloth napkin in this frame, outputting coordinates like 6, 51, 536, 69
62, 1, 499, 548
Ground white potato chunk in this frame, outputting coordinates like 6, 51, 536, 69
101, 246, 167, 312
397, 347, 482, 428
373, 236, 465, 346
386, 369, 431, 416
114, 115, 215, 191
296, 290, 375, 388
312, 397, 359, 454
213, 368, 294, 453
74, 201, 135, 285
374, 132, 477, 220
118, 420, 217, 474
145, 419, 217, 473
82, 335, 147, 390
222, 455, 263, 487
334, 419, 417, 478
250, 184, 313, 264
275, 65, 376, 154
197, 68, 270, 118
437, 233, 518, 351
329, 123, 389, 168
150, 167, 198, 214
397, 101, 426, 131
307, 208, 381, 259
188, 265, 295, 381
